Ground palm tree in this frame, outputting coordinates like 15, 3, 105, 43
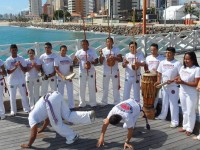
184, 5, 197, 19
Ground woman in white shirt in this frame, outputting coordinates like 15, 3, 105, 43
25, 49, 41, 109
175, 51, 200, 136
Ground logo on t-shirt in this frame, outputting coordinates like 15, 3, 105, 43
60, 60, 70, 65
180, 70, 190, 76
44, 58, 54, 63
11, 60, 17, 67
117, 102, 133, 114
163, 64, 174, 69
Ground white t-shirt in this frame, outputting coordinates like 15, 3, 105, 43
157, 59, 182, 87
25, 58, 41, 78
28, 96, 48, 128
107, 99, 140, 128
75, 48, 98, 73
124, 52, 145, 77
5, 55, 26, 85
39, 53, 57, 75
0, 59, 4, 79
102, 47, 121, 74
54, 55, 73, 80
179, 65, 200, 93
145, 54, 165, 72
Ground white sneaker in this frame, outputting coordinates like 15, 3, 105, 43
0, 115, 6, 120
10, 112, 16, 117
89, 110, 95, 123
66, 134, 79, 144
169, 124, 178, 128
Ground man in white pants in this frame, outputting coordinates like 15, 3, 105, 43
40, 42, 57, 96
122, 41, 145, 102
0, 59, 6, 120
73, 40, 98, 107
145, 43, 165, 108
55, 45, 75, 109
5, 44, 30, 116
99, 37, 123, 105
21, 91, 95, 148
154, 47, 181, 128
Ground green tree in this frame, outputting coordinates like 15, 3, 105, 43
53, 10, 71, 21
184, 5, 197, 18
40, 14, 50, 22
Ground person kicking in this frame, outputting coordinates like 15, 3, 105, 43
21, 91, 95, 148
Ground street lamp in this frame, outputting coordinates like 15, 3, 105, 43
164, 0, 167, 27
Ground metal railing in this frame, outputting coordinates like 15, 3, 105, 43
0, 30, 200, 61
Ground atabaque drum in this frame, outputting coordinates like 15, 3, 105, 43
141, 72, 157, 108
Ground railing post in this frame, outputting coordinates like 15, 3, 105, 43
76, 39, 80, 51
141, 35, 147, 57
193, 30, 197, 51
34, 42, 40, 56
170, 32, 174, 47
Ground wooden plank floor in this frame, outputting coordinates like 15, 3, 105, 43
0, 107, 199, 150
1, 60, 200, 150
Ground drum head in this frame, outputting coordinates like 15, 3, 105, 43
65, 72, 76, 80
143, 72, 157, 77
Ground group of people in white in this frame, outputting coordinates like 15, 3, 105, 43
0, 37, 199, 149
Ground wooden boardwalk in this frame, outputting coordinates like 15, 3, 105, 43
1, 61, 200, 150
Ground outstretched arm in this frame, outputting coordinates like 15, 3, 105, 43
38, 118, 50, 133
21, 124, 38, 148
96, 118, 109, 147
124, 128, 134, 149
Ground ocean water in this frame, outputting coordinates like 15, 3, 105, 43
0, 26, 106, 45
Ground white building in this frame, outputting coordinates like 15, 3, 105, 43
163, 5, 185, 20
29, 0, 42, 16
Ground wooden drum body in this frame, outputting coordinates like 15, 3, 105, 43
141, 73, 157, 119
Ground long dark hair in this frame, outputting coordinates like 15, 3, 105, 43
183, 51, 199, 68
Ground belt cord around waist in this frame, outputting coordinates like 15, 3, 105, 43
44, 93, 58, 124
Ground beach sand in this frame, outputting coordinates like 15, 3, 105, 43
0, 21, 10, 26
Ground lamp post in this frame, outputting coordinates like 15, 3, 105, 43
164, 0, 167, 27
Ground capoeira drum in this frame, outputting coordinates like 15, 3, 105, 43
141, 72, 157, 119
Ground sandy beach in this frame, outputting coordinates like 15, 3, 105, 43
0, 21, 10, 26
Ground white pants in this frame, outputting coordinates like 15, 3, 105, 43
41, 76, 57, 96
79, 72, 96, 107
154, 90, 162, 109
26, 77, 40, 108
46, 92, 92, 141
158, 85, 179, 126
9, 83, 30, 114
0, 81, 5, 117
123, 76, 140, 102
57, 79, 74, 108
101, 72, 120, 105
180, 91, 198, 132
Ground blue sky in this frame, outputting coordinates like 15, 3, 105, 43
0, 0, 199, 14
0, 0, 46, 14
